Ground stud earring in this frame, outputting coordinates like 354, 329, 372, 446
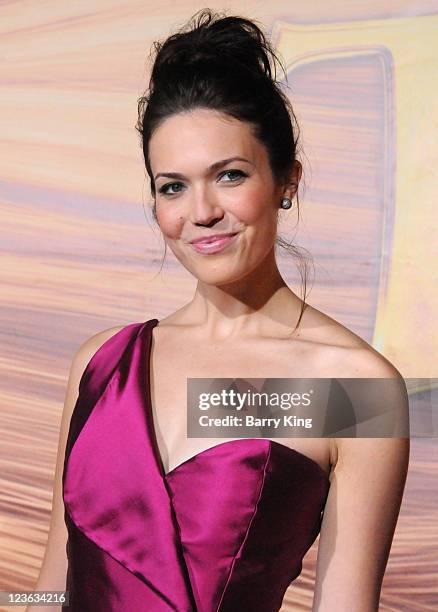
280, 197, 292, 210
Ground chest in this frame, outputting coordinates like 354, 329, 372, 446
147, 330, 334, 476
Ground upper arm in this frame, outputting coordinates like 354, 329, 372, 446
312, 354, 410, 612
31, 325, 125, 607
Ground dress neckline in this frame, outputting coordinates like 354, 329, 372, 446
139, 318, 330, 483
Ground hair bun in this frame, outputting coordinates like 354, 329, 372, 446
156, 41, 217, 71
150, 10, 277, 86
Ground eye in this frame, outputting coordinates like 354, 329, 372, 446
219, 169, 247, 183
158, 182, 184, 196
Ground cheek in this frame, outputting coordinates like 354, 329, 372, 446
234, 199, 278, 250
156, 206, 183, 240
233, 186, 275, 225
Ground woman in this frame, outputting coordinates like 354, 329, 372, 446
33, 8, 410, 612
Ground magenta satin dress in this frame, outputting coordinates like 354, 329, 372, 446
62, 319, 330, 611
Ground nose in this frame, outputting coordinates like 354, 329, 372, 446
188, 189, 225, 227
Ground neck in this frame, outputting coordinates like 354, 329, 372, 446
186, 246, 304, 339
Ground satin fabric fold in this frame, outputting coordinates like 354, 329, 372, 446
62, 319, 330, 611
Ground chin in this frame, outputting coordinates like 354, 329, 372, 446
197, 268, 250, 287
181, 260, 242, 285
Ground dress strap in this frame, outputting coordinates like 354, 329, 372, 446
64, 321, 146, 467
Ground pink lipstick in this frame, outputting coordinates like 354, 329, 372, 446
189, 232, 239, 254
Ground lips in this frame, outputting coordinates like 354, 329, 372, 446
190, 232, 238, 245
189, 232, 240, 254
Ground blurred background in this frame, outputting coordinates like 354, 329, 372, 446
1, 1, 437, 610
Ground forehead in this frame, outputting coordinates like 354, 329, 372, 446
149, 109, 266, 172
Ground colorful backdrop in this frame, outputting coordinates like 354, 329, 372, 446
1, 1, 437, 610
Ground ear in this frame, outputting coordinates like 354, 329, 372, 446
283, 160, 302, 200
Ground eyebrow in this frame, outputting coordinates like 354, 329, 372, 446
154, 156, 254, 181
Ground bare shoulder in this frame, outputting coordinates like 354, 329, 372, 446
299, 305, 409, 468
73, 324, 127, 369
301, 303, 404, 378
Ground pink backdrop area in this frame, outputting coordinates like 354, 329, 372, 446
1, 2, 437, 611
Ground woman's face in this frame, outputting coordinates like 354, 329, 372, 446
149, 108, 293, 286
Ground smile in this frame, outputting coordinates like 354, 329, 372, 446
189, 232, 240, 254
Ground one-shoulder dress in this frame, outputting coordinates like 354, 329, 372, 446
62, 319, 330, 611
